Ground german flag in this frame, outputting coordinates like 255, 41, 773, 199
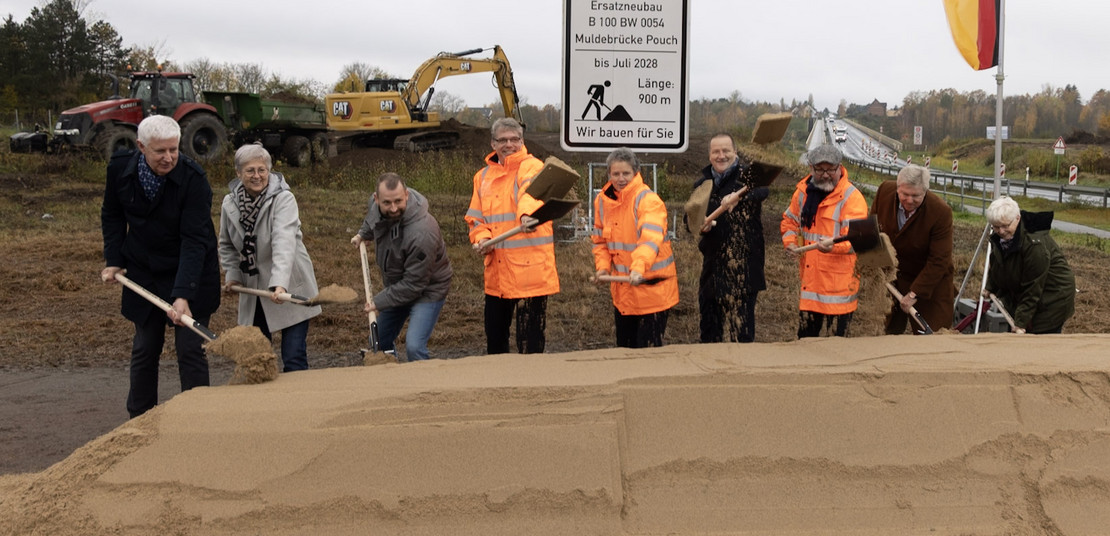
943, 0, 1001, 70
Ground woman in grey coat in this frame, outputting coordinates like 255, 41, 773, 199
219, 144, 321, 371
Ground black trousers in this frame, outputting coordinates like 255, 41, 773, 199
614, 307, 669, 348
797, 310, 853, 339
484, 294, 548, 354
127, 308, 210, 418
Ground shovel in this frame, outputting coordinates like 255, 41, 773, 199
859, 232, 933, 335
480, 198, 580, 250
229, 285, 350, 306
114, 272, 217, 342
590, 274, 671, 286
885, 282, 934, 335
987, 292, 1020, 332
794, 215, 880, 254
359, 241, 381, 353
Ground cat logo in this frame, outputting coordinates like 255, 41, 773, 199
460, 62, 471, 72
380, 100, 395, 113
332, 101, 353, 120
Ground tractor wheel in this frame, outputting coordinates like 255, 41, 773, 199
283, 135, 311, 167
93, 126, 137, 159
310, 132, 330, 163
179, 114, 229, 164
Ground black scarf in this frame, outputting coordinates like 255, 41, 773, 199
799, 179, 831, 229
235, 184, 266, 276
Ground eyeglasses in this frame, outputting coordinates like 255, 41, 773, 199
811, 166, 839, 176
493, 136, 522, 145
241, 166, 269, 176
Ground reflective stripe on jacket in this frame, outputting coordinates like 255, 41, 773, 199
465, 146, 559, 299
780, 167, 868, 314
591, 173, 679, 315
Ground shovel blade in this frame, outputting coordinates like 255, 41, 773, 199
843, 215, 880, 253
525, 157, 580, 202
528, 198, 580, 224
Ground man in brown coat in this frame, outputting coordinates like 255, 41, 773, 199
871, 165, 955, 333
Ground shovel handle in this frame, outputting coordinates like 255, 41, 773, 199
481, 223, 529, 250
229, 285, 310, 305
885, 282, 934, 335
794, 236, 845, 254
114, 273, 217, 341
700, 186, 749, 233
359, 241, 380, 352
987, 293, 1019, 332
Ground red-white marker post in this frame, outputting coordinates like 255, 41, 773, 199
1069, 165, 1078, 185
952, 159, 959, 173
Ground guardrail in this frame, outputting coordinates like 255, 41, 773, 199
849, 158, 1110, 209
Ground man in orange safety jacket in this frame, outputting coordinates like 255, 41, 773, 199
466, 118, 558, 354
592, 148, 679, 348
780, 143, 868, 338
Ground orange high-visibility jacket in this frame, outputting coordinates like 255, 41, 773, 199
780, 167, 868, 315
465, 147, 559, 299
591, 173, 679, 316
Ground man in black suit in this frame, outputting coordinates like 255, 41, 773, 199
101, 115, 221, 418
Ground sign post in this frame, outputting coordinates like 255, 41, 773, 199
562, 0, 690, 152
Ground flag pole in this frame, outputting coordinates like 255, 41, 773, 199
992, 0, 1006, 199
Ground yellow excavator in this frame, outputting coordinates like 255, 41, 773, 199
325, 45, 524, 152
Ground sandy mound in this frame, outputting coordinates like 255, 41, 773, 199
4, 334, 1110, 535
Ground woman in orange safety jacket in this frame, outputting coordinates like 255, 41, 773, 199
465, 118, 558, 354
592, 147, 679, 348
780, 144, 868, 338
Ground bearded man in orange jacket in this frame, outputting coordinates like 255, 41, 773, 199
591, 148, 679, 348
466, 118, 559, 354
780, 144, 868, 338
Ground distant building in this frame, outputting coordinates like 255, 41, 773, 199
866, 99, 887, 117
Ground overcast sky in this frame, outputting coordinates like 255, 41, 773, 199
6, 0, 1109, 111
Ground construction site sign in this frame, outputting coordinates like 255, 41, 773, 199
561, 0, 690, 152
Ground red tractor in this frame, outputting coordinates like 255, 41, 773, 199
14, 70, 229, 163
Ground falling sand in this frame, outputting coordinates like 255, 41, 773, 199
203, 325, 279, 384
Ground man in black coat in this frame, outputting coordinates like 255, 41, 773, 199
101, 115, 221, 418
695, 133, 769, 343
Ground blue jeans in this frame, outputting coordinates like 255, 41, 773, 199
375, 300, 445, 361
252, 302, 310, 372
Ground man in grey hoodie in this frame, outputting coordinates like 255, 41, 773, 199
351, 172, 453, 361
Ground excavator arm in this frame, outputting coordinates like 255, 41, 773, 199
401, 45, 524, 126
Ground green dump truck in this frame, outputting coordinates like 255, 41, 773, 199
203, 91, 329, 167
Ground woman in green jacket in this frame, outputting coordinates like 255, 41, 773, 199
984, 197, 1076, 334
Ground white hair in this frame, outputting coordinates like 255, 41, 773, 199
985, 196, 1021, 226
136, 115, 180, 145
896, 164, 931, 191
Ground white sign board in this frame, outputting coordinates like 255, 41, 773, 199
913, 125, 923, 145
562, 0, 689, 152
1053, 137, 1066, 155
985, 126, 1010, 140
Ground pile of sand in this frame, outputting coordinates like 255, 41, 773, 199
204, 325, 278, 384
4, 334, 1110, 535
